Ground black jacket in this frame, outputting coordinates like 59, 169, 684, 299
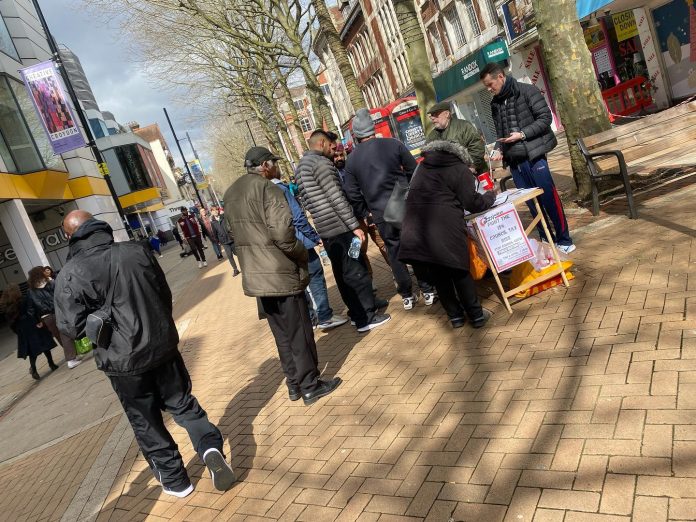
491, 77, 557, 166
210, 217, 233, 245
343, 137, 417, 221
399, 141, 494, 270
54, 219, 179, 376
26, 281, 57, 322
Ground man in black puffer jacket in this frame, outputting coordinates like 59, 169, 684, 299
54, 211, 235, 498
480, 63, 575, 254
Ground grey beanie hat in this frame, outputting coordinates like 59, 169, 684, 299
352, 108, 376, 139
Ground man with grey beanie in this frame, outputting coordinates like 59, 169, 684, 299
343, 109, 437, 311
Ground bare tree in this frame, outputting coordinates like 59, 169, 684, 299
532, 0, 611, 199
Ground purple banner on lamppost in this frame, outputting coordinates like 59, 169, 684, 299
19, 60, 85, 155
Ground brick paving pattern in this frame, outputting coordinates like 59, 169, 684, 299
2, 178, 696, 520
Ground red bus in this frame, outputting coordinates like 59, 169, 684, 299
343, 96, 426, 158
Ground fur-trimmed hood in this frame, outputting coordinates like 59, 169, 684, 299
421, 140, 472, 166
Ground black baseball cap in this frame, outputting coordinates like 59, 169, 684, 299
244, 146, 281, 167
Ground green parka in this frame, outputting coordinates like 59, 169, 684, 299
426, 118, 487, 173
224, 173, 308, 297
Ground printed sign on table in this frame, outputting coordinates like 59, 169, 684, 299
475, 203, 534, 272
19, 60, 85, 155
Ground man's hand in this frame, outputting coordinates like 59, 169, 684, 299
497, 132, 524, 144
490, 150, 503, 162
36, 322, 43, 328
353, 228, 366, 243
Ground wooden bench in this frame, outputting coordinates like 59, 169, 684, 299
578, 100, 696, 217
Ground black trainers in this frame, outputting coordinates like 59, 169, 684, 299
471, 309, 492, 329
202, 448, 236, 491
302, 377, 342, 406
288, 385, 301, 401
357, 313, 391, 333
450, 317, 466, 329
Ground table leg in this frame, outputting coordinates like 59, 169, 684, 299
534, 198, 570, 288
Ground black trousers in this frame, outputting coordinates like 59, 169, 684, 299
29, 351, 54, 371
374, 220, 434, 298
323, 231, 376, 328
186, 236, 206, 262
415, 262, 483, 321
221, 242, 239, 271
108, 353, 223, 490
260, 293, 319, 394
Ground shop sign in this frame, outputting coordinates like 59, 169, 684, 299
475, 203, 534, 272
612, 10, 638, 42
501, 0, 536, 43
584, 25, 606, 51
0, 227, 69, 268
433, 42, 509, 101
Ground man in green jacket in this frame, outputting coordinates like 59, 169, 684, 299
426, 101, 487, 173
224, 146, 341, 406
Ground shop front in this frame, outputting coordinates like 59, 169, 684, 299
432, 40, 511, 144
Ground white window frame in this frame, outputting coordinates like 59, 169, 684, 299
463, 0, 483, 37
300, 117, 313, 133
442, 4, 467, 49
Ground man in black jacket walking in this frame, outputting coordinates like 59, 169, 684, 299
480, 63, 575, 254
54, 210, 235, 498
209, 207, 240, 276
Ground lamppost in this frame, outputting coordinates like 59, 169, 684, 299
31, 0, 129, 228
163, 107, 205, 208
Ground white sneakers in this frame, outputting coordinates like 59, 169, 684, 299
202, 448, 236, 491
318, 315, 349, 330
198, 261, 203, 269
557, 244, 577, 254
403, 295, 418, 310
203, 261, 208, 267
162, 483, 194, 498
423, 292, 437, 306
67, 359, 82, 369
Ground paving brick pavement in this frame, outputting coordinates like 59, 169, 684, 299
4, 178, 696, 520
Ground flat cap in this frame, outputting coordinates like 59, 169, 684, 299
427, 101, 451, 115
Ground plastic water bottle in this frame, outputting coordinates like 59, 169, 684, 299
319, 248, 330, 266
348, 236, 362, 259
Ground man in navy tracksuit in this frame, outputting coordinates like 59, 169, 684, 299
481, 62, 575, 254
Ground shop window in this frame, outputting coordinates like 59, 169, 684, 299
300, 117, 313, 133
114, 144, 152, 192
443, 5, 467, 49
0, 14, 19, 61
0, 77, 44, 173
293, 99, 305, 111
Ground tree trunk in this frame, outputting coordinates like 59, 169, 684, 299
312, 0, 366, 113
532, 0, 612, 200
393, 0, 437, 135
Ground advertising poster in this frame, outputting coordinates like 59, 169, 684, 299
653, 0, 696, 99
395, 115, 426, 153
501, 0, 536, 42
612, 10, 639, 42
19, 61, 85, 155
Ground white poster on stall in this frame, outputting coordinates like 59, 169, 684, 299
475, 203, 534, 272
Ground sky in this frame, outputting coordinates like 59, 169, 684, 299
39, 0, 211, 170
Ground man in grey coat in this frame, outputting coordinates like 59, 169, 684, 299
296, 130, 391, 333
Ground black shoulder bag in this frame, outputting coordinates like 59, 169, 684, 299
383, 166, 419, 229
85, 245, 120, 348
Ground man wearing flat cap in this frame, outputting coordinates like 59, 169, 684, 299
426, 101, 487, 173
223, 146, 342, 406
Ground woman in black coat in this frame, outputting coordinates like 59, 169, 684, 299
27, 266, 80, 368
399, 140, 495, 329
1, 284, 57, 380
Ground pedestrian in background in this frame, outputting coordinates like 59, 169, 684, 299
200, 208, 223, 261
210, 207, 241, 277
296, 130, 390, 333
224, 146, 342, 405
177, 207, 207, 268
480, 62, 575, 254
172, 226, 184, 250
26, 266, 81, 369
55, 210, 235, 497
399, 141, 494, 329
149, 235, 163, 258
0, 284, 58, 380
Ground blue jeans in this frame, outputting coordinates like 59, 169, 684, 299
510, 157, 573, 246
306, 248, 333, 324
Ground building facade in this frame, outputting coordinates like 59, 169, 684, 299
0, 0, 125, 291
